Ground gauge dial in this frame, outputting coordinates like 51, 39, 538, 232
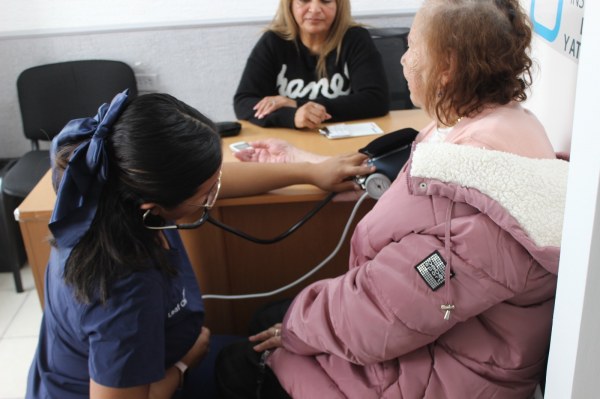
365, 173, 391, 199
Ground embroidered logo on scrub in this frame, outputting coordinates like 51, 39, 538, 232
415, 251, 454, 291
167, 288, 188, 318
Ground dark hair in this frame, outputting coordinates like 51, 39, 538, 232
53, 93, 222, 303
422, 0, 533, 125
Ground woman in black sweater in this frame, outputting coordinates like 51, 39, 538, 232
234, 0, 390, 130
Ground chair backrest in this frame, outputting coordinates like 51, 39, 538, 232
16, 60, 138, 146
369, 28, 413, 111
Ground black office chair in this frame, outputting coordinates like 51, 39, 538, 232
0, 60, 138, 292
369, 27, 414, 110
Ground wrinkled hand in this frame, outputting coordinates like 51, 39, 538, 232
311, 152, 374, 193
250, 323, 283, 352
254, 95, 296, 119
234, 138, 329, 163
294, 102, 332, 129
181, 326, 211, 368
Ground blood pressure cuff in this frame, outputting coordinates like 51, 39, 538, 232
358, 127, 419, 182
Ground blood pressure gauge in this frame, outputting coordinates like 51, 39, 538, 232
364, 173, 392, 200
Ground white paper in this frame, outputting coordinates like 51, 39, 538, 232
319, 122, 383, 139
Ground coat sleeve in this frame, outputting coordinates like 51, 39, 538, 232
233, 32, 297, 128
280, 211, 521, 365
313, 27, 390, 122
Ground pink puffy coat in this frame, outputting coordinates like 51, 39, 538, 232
268, 104, 568, 398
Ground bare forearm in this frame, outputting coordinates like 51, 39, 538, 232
220, 162, 321, 198
148, 367, 180, 399
220, 153, 372, 198
89, 368, 179, 399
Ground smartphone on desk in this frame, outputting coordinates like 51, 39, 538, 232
229, 141, 252, 152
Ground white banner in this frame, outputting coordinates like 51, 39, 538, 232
527, 0, 585, 63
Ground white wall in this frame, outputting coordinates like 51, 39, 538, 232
544, 0, 600, 396
0, 0, 422, 37
526, 39, 579, 153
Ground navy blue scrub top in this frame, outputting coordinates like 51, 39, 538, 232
26, 229, 204, 399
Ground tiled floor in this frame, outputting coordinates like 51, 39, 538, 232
0, 266, 42, 399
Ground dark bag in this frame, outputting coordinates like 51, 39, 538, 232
248, 298, 292, 335
215, 299, 293, 399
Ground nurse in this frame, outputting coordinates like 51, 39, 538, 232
25, 91, 372, 399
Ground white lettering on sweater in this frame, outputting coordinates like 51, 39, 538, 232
276, 64, 351, 100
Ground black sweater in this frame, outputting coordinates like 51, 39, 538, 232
234, 27, 390, 128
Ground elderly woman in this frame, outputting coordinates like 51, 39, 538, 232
217, 0, 568, 398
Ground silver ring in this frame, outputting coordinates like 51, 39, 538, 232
270, 100, 276, 106
274, 328, 281, 337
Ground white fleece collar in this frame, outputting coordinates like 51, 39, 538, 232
410, 142, 569, 248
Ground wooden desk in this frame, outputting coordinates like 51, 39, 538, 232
17, 109, 431, 334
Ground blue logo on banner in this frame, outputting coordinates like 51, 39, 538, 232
531, 0, 564, 42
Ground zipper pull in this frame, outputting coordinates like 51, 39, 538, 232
441, 304, 455, 321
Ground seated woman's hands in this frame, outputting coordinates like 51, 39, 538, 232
234, 138, 328, 163
252, 97, 331, 131
254, 95, 296, 119
294, 101, 331, 129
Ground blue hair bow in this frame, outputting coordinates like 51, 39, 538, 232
49, 90, 129, 250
